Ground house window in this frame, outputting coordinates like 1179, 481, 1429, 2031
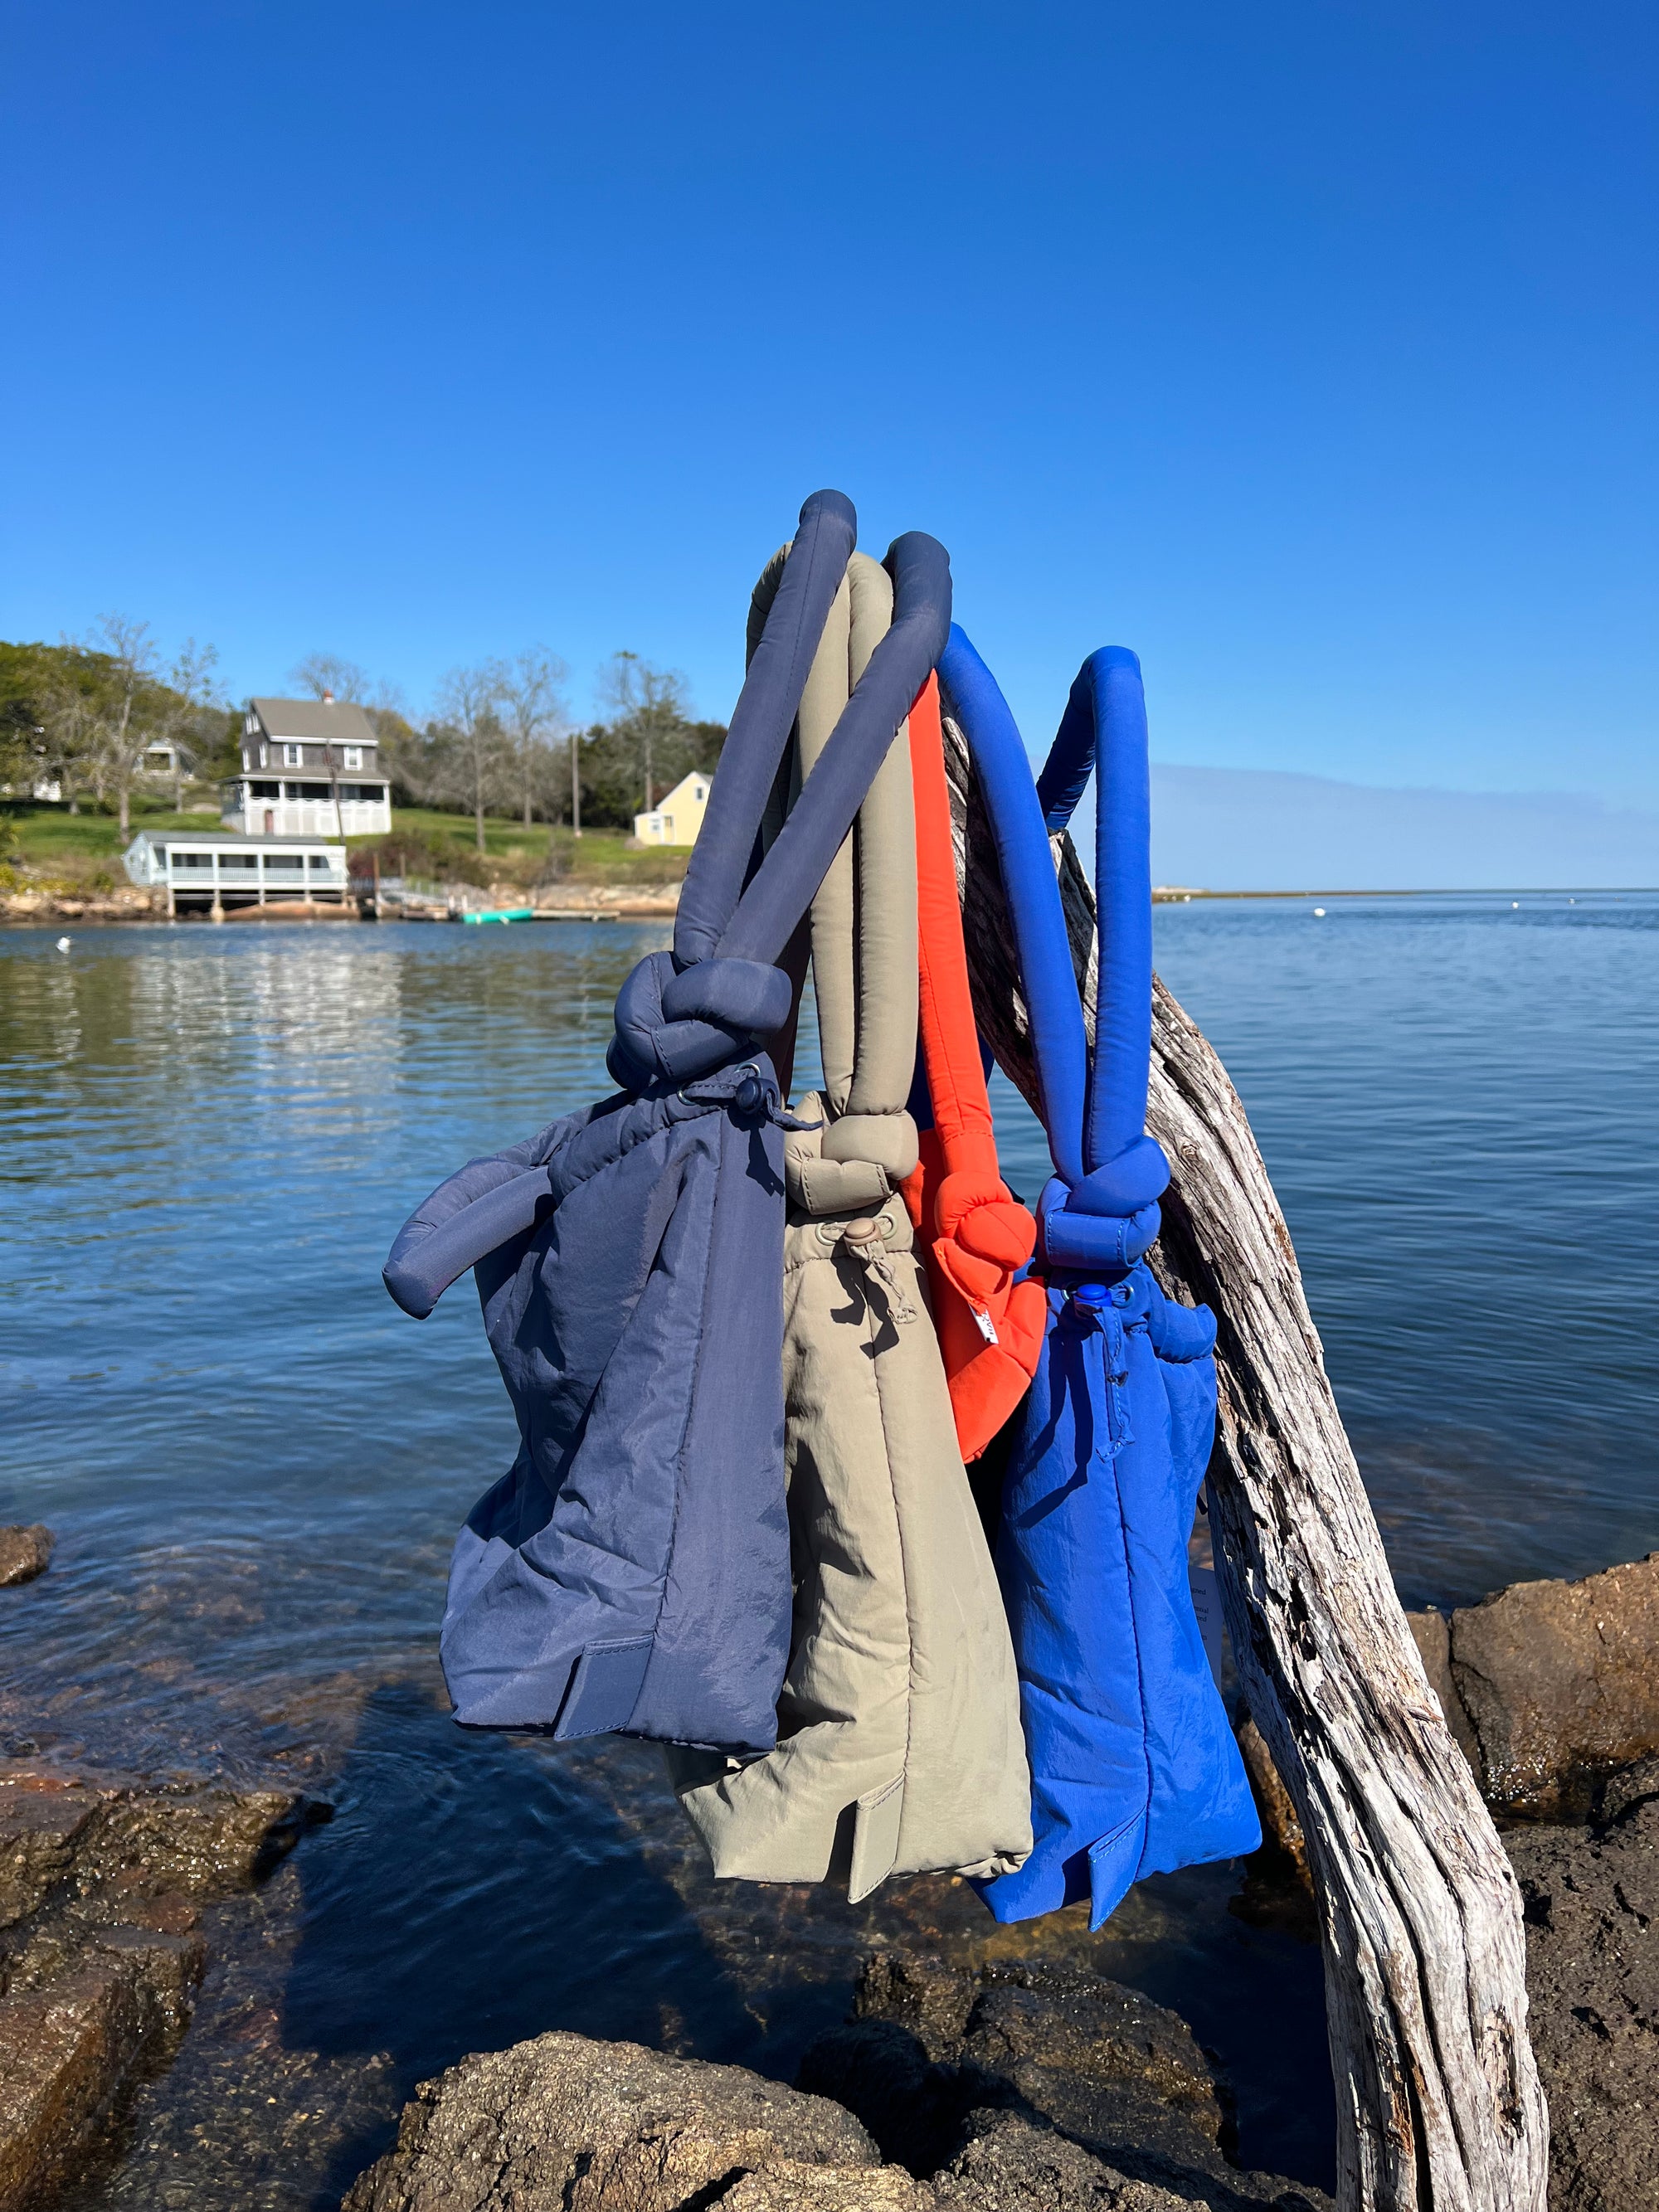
283, 743, 304, 766
250, 780, 280, 799
695, 784, 706, 801
308, 854, 333, 870
339, 783, 387, 805
343, 746, 363, 771
259, 744, 269, 767
285, 782, 332, 801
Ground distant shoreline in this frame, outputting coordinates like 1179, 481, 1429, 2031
1153, 884, 1656, 901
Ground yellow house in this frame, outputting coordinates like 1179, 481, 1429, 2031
634, 769, 713, 848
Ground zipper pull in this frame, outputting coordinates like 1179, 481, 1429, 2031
971, 1305, 1000, 1346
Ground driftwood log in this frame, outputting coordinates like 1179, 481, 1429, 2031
942, 717, 1549, 2212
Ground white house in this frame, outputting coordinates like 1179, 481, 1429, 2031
124, 830, 348, 915
633, 769, 712, 848
222, 696, 392, 839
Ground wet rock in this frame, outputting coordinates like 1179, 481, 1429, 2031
802, 1955, 1330, 2212
1402, 1607, 1483, 1777
0, 1767, 309, 1929
934, 2110, 1208, 2209
341, 2030, 882, 2211
0, 1529, 53, 1589
720, 2163, 937, 2209
0, 1926, 205, 2210
1450, 1553, 1659, 1816
1233, 1721, 1305, 1874
0, 1765, 309, 2207
1505, 1778, 1659, 2212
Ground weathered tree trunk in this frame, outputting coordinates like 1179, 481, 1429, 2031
942, 717, 1549, 2212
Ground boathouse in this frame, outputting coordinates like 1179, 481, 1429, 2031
632, 768, 712, 848
222, 696, 392, 839
123, 830, 348, 914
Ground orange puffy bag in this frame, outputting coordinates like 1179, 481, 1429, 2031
902, 674, 1047, 1461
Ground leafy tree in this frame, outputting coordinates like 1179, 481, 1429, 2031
576, 655, 727, 831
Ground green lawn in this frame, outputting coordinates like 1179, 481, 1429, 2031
2, 798, 224, 861
2, 799, 692, 891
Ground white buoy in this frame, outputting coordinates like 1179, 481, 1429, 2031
56, 936, 71, 952
1312, 907, 1326, 917
1511, 902, 1520, 909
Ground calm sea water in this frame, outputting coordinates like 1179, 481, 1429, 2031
2, 894, 1655, 2207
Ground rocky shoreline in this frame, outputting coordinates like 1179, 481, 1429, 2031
1, 1530, 1655, 2211
0, 1752, 320, 2210
0, 884, 682, 925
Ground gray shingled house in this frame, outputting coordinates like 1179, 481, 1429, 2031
222, 695, 392, 839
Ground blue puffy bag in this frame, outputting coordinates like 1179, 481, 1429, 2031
940, 625, 1260, 1928
382, 495, 951, 1755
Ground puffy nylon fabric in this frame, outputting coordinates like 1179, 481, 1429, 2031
946, 632, 1259, 1929
900, 675, 1045, 1462
669, 560, 1030, 1898
384, 494, 949, 1753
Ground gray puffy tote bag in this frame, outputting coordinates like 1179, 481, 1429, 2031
383, 494, 951, 1756
669, 553, 1033, 1894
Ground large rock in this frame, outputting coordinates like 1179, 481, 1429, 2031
343, 1962, 1334, 2212
1504, 1758, 1659, 2212
800, 1954, 1330, 2212
342, 2030, 882, 2212
0, 1765, 309, 2210
0, 1530, 52, 1588
935, 2111, 1206, 2210
1450, 1553, 1659, 1816
0, 1926, 204, 2211
0, 1767, 309, 1929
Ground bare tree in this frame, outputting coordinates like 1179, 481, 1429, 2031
601, 653, 688, 814
153, 639, 223, 809
36, 662, 104, 815
290, 652, 372, 703
499, 648, 570, 828
431, 660, 510, 853
78, 616, 159, 838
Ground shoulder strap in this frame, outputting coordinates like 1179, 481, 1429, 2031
674, 490, 855, 965
716, 531, 949, 971
937, 625, 1087, 1190
785, 556, 920, 1212
908, 673, 996, 1184
1039, 645, 1159, 1185
941, 629, 1169, 1276
1035, 649, 1166, 1208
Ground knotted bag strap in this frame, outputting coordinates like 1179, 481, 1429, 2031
775, 554, 921, 1215
903, 674, 1044, 1454
387, 503, 949, 1318
938, 629, 1169, 1283
607, 526, 951, 1096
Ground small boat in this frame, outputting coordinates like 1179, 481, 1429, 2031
458, 907, 535, 926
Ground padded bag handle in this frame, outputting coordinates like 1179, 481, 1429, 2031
387, 503, 951, 1319
938, 629, 1169, 1282
780, 552, 921, 1215
902, 676, 1045, 1459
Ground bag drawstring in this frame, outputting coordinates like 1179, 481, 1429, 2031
840, 1218, 917, 1324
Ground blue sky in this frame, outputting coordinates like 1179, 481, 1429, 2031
5, 2, 1655, 813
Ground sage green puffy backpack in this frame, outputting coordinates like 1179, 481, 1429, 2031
669, 552, 1033, 1899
